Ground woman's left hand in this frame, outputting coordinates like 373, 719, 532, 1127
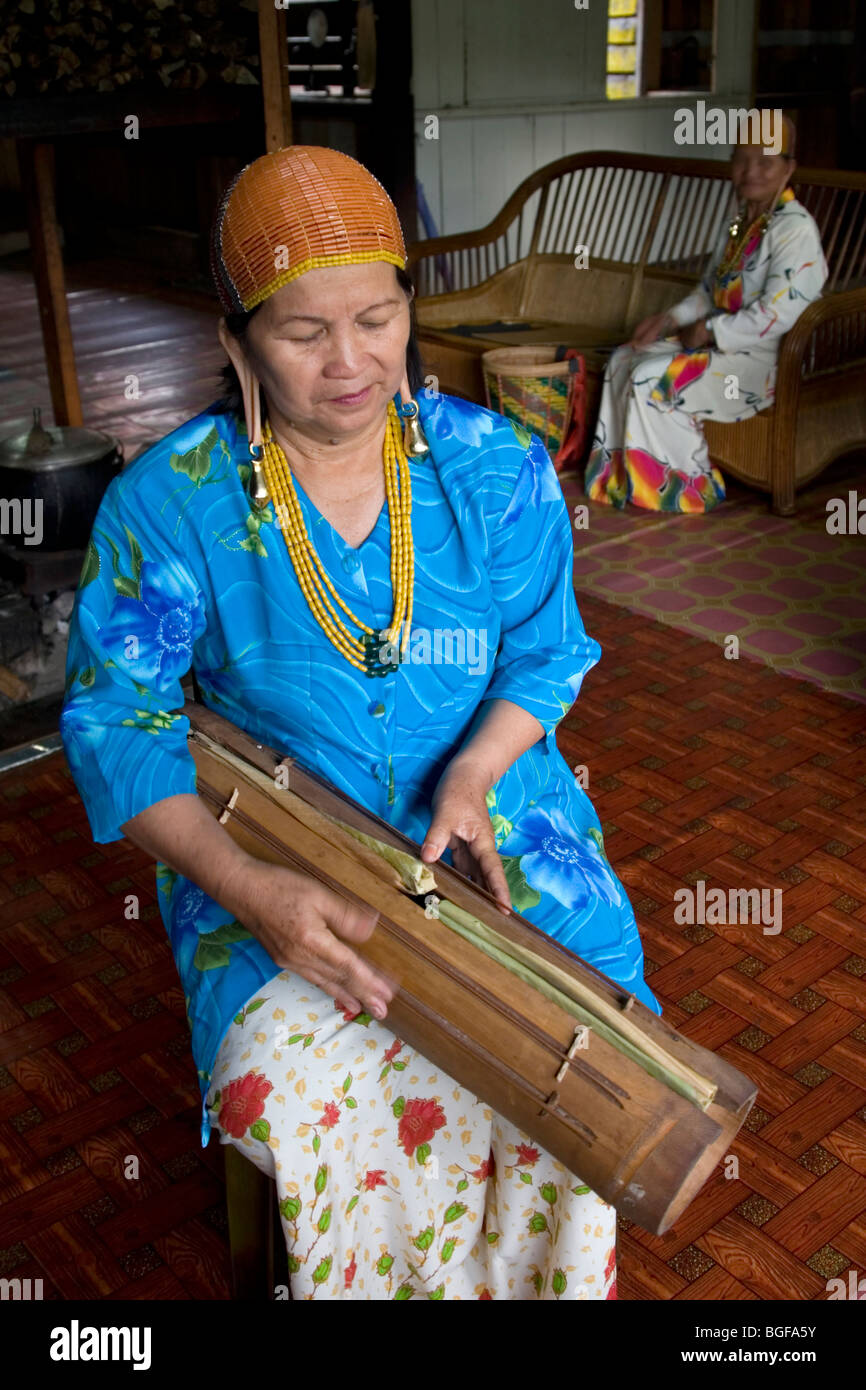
420, 756, 512, 912
679, 320, 714, 350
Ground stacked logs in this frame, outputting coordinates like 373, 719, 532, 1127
0, 0, 262, 98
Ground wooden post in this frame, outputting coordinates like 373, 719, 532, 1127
641, 0, 663, 94
364, 0, 416, 249
258, 0, 293, 151
17, 140, 83, 428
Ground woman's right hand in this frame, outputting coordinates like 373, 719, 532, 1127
229, 859, 394, 1021
630, 310, 674, 349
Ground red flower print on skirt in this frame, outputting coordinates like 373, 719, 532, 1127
515, 1143, 540, 1167
219, 1071, 273, 1140
397, 1097, 446, 1157
382, 1039, 403, 1064
318, 1101, 341, 1131
605, 1244, 617, 1300
363, 1169, 387, 1191
473, 1151, 495, 1182
344, 1253, 357, 1290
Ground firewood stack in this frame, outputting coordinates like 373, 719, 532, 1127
0, 0, 263, 97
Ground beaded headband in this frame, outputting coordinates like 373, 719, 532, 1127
210, 145, 407, 316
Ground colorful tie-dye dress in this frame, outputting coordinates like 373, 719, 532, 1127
61, 389, 660, 1299
585, 191, 827, 513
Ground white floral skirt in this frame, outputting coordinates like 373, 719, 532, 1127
206, 970, 618, 1301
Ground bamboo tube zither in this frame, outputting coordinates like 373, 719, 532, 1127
185, 702, 757, 1235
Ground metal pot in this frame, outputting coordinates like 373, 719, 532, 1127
0, 409, 123, 552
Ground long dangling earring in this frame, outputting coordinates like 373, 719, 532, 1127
217, 316, 270, 508
249, 441, 269, 508
398, 398, 429, 457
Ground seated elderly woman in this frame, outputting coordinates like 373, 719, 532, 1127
585, 115, 827, 513
61, 146, 660, 1301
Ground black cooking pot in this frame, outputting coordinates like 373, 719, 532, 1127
0, 409, 123, 552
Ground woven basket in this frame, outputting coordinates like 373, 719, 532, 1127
482, 346, 586, 472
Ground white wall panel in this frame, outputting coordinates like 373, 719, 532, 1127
463, 0, 606, 106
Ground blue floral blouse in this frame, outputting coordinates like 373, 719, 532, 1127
60, 389, 661, 1144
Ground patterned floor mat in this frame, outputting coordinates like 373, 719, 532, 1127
561, 455, 866, 705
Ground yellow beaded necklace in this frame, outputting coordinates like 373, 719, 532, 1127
260, 398, 414, 677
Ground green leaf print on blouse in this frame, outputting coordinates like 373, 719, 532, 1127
215, 504, 275, 559
78, 539, 100, 589
164, 427, 233, 532
586, 824, 611, 862
485, 786, 513, 847
501, 855, 542, 912
241, 508, 270, 557
170, 425, 219, 484
120, 709, 182, 736
553, 694, 573, 727
156, 864, 178, 898
96, 526, 141, 601
192, 918, 253, 971
509, 418, 533, 450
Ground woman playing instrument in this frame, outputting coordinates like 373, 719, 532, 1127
585, 114, 827, 513
61, 147, 660, 1301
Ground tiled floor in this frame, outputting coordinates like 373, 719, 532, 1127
1, 592, 865, 1300
556, 596, 866, 1300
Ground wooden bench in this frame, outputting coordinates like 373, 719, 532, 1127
224, 1144, 290, 1300
408, 152, 866, 514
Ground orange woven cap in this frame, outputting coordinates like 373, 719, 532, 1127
211, 145, 407, 315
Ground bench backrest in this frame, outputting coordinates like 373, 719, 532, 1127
411, 152, 866, 301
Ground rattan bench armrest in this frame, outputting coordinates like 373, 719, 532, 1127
776, 286, 866, 382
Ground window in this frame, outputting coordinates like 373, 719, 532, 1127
607, 0, 715, 100
284, 0, 373, 98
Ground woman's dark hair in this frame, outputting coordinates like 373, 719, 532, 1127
213, 265, 425, 415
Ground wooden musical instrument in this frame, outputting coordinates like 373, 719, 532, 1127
186, 701, 757, 1236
